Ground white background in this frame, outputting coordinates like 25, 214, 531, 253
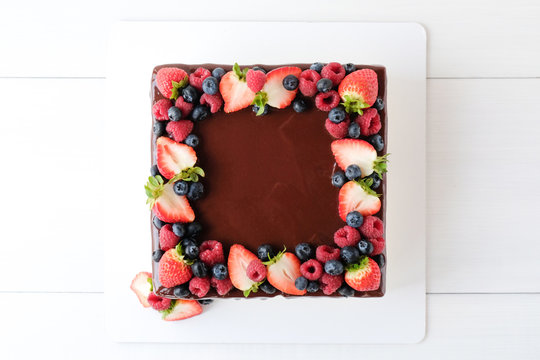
0, 0, 539, 359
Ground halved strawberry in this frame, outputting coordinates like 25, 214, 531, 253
265, 250, 306, 296
228, 244, 261, 296
331, 139, 388, 178
344, 256, 381, 291
158, 244, 193, 288
156, 67, 189, 99
156, 136, 197, 180
145, 176, 195, 223
338, 69, 378, 114
220, 63, 256, 113
130, 272, 152, 308
260, 66, 302, 109
339, 180, 381, 219
162, 299, 203, 321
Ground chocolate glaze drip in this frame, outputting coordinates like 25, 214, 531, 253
150, 64, 387, 299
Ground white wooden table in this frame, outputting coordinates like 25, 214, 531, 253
0, 1, 539, 358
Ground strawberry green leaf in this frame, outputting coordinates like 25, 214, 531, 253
145, 176, 165, 208
261, 246, 286, 266
345, 256, 369, 272
356, 178, 381, 198
233, 63, 248, 82
191, 167, 205, 177
373, 153, 390, 178
169, 167, 206, 183
160, 299, 177, 318
170, 76, 189, 100
243, 281, 264, 297
341, 95, 368, 115
251, 91, 268, 116
147, 277, 153, 292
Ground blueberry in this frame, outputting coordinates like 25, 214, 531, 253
187, 182, 204, 201
180, 238, 197, 249
324, 260, 344, 275
153, 121, 167, 137
282, 75, 299, 90
295, 276, 308, 291
367, 134, 384, 152
316, 78, 333, 93
191, 104, 210, 122
338, 284, 355, 297
295, 243, 314, 261
202, 76, 218, 95
186, 221, 202, 237
328, 106, 346, 123
357, 240, 373, 255
185, 134, 199, 148
292, 98, 307, 113
152, 249, 164, 262
184, 244, 199, 260
372, 254, 386, 268
182, 85, 199, 103
212, 67, 225, 80
173, 180, 189, 196
373, 98, 385, 111
198, 299, 214, 305
172, 222, 186, 237
345, 164, 362, 180
192, 261, 208, 278
343, 63, 356, 74
212, 263, 228, 280
331, 171, 347, 188
152, 216, 166, 230
252, 66, 266, 74
257, 244, 274, 261
346, 211, 364, 228
340, 246, 360, 264
348, 122, 361, 139
368, 173, 381, 190
173, 283, 190, 298
260, 281, 276, 294
252, 104, 269, 115
306, 281, 320, 293
168, 106, 182, 121
310, 62, 324, 73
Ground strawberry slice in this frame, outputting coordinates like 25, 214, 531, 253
220, 63, 256, 113
228, 244, 261, 296
261, 66, 302, 109
331, 139, 388, 178
338, 69, 378, 114
158, 244, 193, 288
162, 299, 203, 321
156, 136, 197, 180
344, 256, 381, 291
338, 180, 381, 219
130, 272, 152, 308
145, 175, 195, 223
265, 250, 306, 296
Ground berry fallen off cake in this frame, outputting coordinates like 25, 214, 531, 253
131, 62, 388, 320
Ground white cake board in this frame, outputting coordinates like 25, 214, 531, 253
104, 21, 426, 344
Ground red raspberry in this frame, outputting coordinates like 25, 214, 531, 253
321, 62, 346, 86
148, 292, 171, 311
300, 259, 323, 281
357, 108, 381, 136
152, 99, 172, 121
368, 237, 385, 255
299, 69, 321, 97
189, 277, 210, 298
166, 120, 193, 142
200, 93, 223, 113
325, 117, 350, 139
320, 273, 343, 295
189, 67, 211, 91
316, 245, 341, 263
246, 69, 267, 93
211, 277, 233, 296
159, 224, 180, 251
334, 226, 361, 248
246, 259, 267, 282
359, 216, 384, 238
199, 240, 225, 267
315, 90, 340, 111
175, 97, 194, 118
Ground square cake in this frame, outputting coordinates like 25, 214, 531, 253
142, 62, 387, 309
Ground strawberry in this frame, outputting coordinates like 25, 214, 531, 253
228, 244, 261, 296
156, 136, 197, 180
220, 63, 256, 113
158, 243, 193, 288
344, 256, 381, 291
338, 69, 378, 114
145, 175, 195, 223
156, 67, 189, 99
338, 180, 381, 219
265, 249, 306, 296
162, 299, 203, 321
331, 139, 388, 179
257, 66, 302, 110
130, 272, 152, 308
